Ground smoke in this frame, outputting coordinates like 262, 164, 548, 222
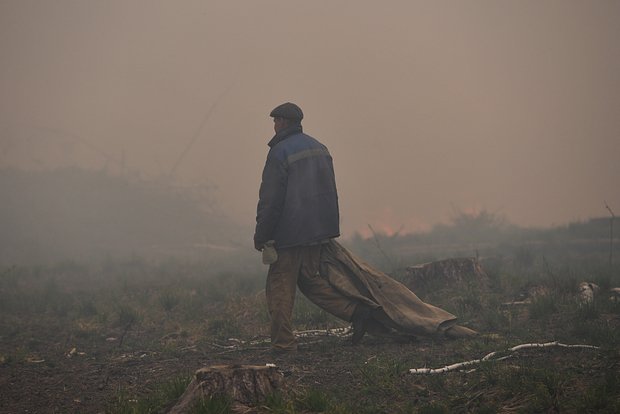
1, 0, 619, 240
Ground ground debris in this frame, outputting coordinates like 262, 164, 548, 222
409, 341, 601, 374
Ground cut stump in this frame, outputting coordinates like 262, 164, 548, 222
403, 257, 489, 299
168, 364, 283, 413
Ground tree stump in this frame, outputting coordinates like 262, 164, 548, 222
403, 257, 489, 299
168, 364, 283, 413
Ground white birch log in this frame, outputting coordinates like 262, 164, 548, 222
409, 341, 600, 375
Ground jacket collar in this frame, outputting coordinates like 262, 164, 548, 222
267, 124, 303, 148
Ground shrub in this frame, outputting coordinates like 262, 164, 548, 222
528, 295, 557, 320
158, 290, 180, 313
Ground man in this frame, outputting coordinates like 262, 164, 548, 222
255, 102, 361, 352
254, 103, 476, 352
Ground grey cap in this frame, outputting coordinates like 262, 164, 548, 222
270, 102, 303, 121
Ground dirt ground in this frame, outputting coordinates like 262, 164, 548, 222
1, 314, 619, 413
2, 253, 619, 413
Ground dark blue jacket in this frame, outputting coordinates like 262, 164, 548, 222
254, 125, 340, 249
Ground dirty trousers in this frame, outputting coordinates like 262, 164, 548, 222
266, 244, 357, 351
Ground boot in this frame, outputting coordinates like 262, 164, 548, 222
351, 305, 372, 345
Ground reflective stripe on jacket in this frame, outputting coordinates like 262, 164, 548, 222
254, 125, 340, 248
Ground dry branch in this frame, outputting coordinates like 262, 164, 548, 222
409, 341, 600, 375
294, 327, 351, 338
206, 327, 352, 355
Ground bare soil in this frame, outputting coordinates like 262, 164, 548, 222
1, 310, 619, 413
2, 254, 619, 413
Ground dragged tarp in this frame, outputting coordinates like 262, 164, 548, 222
320, 240, 457, 337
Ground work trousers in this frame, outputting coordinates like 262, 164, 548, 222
265, 244, 357, 351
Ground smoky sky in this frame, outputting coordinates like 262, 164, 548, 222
1, 0, 619, 237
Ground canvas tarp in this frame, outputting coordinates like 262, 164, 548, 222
320, 240, 457, 337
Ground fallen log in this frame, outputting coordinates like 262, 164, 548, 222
409, 341, 600, 375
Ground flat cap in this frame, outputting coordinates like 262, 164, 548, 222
270, 102, 303, 121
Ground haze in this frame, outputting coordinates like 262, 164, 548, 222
2, 0, 619, 238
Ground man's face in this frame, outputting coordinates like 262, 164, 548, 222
273, 117, 287, 133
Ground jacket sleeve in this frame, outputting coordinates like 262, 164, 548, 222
254, 154, 287, 248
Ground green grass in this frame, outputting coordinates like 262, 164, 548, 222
528, 294, 558, 320
188, 394, 233, 414
107, 375, 192, 414
206, 317, 243, 339
158, 290, 181, 313
262, 388, 386, 414
576, 368, 620, 413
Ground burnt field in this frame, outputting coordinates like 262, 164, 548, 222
1, 230, 619, 413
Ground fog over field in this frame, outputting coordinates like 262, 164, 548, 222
1, 1, 619, 247
2, 6, 620, 412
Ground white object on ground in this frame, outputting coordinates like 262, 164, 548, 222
409, 341, 600, 375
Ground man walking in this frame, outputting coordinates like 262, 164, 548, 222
254, 103, 477, 352
254, 102, 359, 352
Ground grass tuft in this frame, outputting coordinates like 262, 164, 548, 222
107, 375, 191, 414
158, 290, 180, 313
528, 294, 557, 320
189, 394, 233, 414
